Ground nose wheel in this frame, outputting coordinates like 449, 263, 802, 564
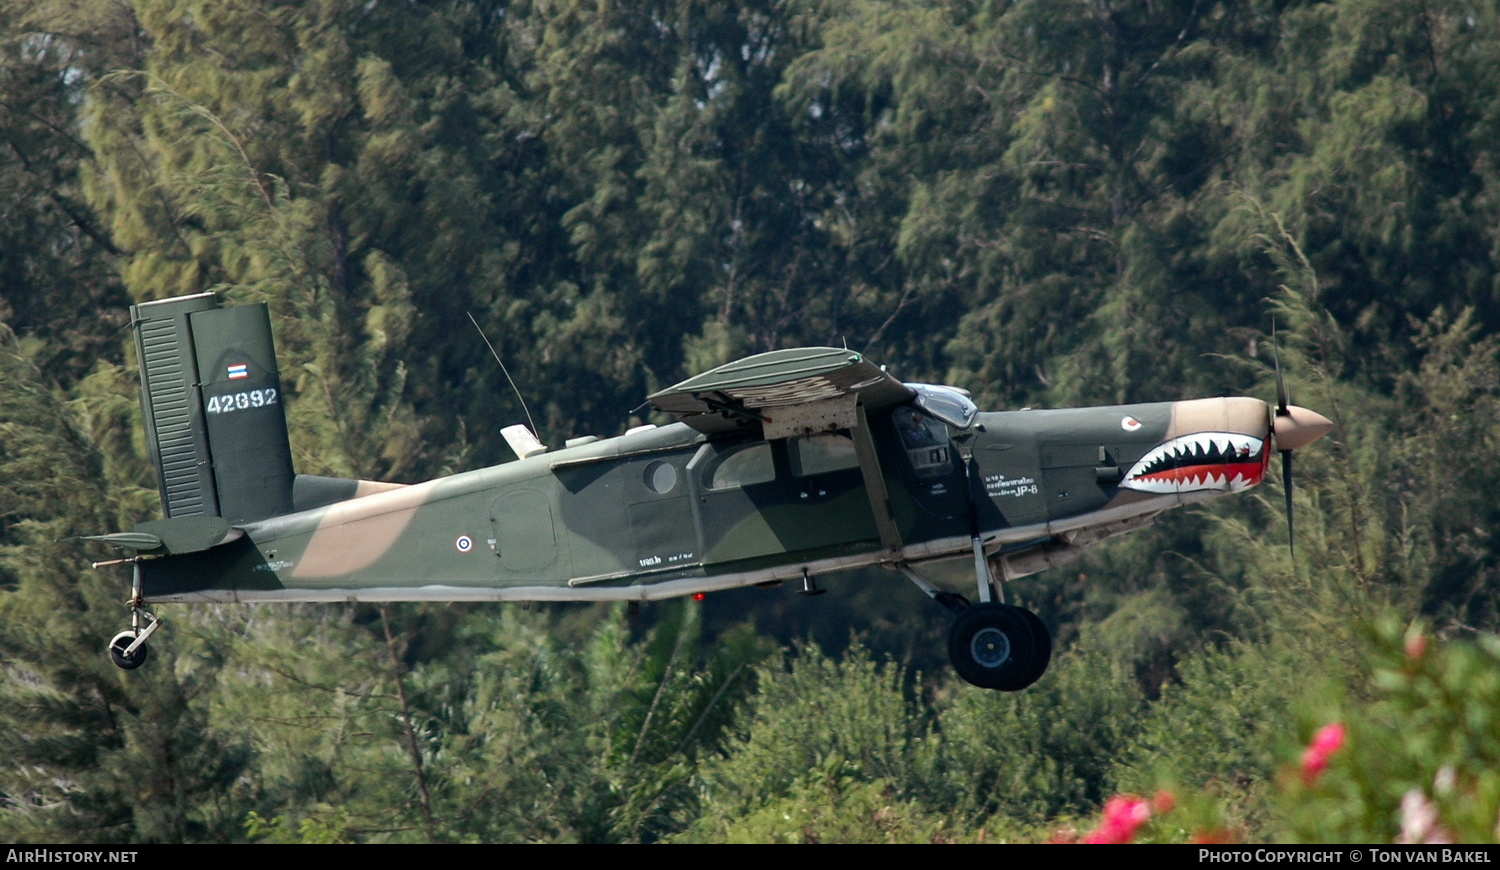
106, 562, 162, 671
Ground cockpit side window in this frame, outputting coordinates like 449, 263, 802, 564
892, 406, 953, 478
706, 442, 776, 490
790, 433, 859, 477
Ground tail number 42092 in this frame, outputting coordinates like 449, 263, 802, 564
206, 388, 278, 415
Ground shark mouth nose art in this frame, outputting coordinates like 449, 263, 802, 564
1122, 432, 1268, 494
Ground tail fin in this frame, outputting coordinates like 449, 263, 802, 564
132, 293, 295, 524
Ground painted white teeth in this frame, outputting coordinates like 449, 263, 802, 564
1121, 431, 1266, 494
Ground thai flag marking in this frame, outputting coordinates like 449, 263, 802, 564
227, 364, 249, 380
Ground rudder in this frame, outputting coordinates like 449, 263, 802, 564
132, 293, 295, 524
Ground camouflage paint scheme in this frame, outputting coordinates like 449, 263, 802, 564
102, 294, 1333, 688
138, 392, 1273, 606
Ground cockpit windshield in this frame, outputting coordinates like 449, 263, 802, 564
906, 383, 979, 429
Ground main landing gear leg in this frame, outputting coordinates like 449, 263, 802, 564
107, 562, 162, 670
972, 535, 1002, 604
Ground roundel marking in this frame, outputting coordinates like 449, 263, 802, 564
1121, 416, 1142, 432
455, 535, 474, 553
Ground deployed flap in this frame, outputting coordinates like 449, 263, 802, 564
648, 348, 915, 435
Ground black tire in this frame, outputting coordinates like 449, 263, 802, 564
947, 603, 1036, 690
1007, 607, 1053, 691
108, 630, 148, 670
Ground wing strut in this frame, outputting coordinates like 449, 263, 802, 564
850, 404, 903, 553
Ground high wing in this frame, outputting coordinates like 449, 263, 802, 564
646, 347, 915, 438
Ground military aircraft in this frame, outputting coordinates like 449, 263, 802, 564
85, 292, 1332, 690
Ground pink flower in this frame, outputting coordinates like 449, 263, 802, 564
1151, 789, 1176, 815
1083, 795, 1152, 844
1396, 789, 1452, 845
1301, 723, 1346, 784
1406, 633, 1428, 661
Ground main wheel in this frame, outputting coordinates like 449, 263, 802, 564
108, 630, 149, 670
947, 603, 1037, 690
1007, 607, 1053, 691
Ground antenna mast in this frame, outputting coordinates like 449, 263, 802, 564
468, 312, 540, 438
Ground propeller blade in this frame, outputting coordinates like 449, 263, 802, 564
1267, 320, 1333, 556
1282, 448, 1294, 555
1272, 319, 1290, 415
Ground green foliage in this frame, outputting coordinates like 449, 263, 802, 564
686, 643, 933, 834
0, 327, 248, 843
674, 758, 958, 844
934, 636, 1145, 825
0, 0, 133, 385
9, 0, 1500, 844
200, 601, 768, 843
1112, 642, 1329, 836
685, 638, 1144, 840
1278, 618, 1500, 844
1077, 617, 1500, 844
1387, 310, 1500, 628
245, 808, 351, 844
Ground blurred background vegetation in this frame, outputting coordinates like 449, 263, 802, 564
4, 0, 1500, 842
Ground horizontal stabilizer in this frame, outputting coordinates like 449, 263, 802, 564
77, 516, 240, 555
77, 531, 164, 551
135, 516, 239, 553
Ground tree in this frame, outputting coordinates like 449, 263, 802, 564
0, 324, 248, 843
0, 0, 135, 385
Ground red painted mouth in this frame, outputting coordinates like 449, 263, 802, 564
1132, 460, 1266, 488
1122, 432, 1268, 494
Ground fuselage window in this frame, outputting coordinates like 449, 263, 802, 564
643, 459, 678, 494
791, 433, 859, 477
707, 442, 777, 490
